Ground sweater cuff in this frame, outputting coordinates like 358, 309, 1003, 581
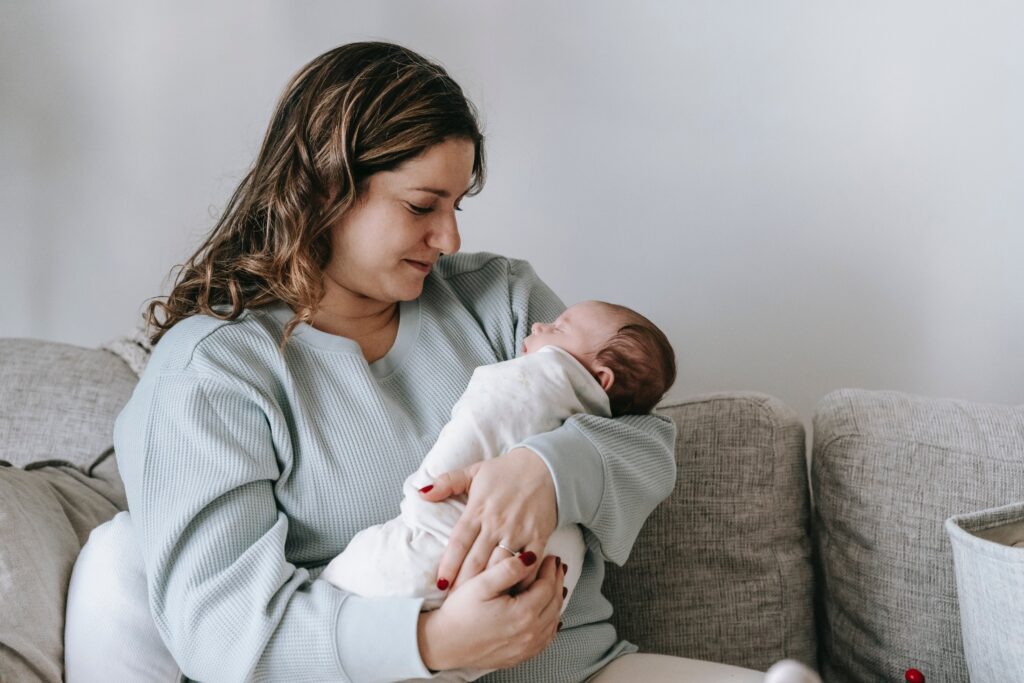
335, 595, 434, 682
514, 422, 605, 527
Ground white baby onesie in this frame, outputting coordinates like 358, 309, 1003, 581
319, 345, 611, 682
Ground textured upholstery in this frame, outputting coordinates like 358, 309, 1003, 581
606, 392, 816, 671
812, 388, 1024, 682
0, 339, 138, 471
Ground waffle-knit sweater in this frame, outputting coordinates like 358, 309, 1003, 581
113, 252, 678, 683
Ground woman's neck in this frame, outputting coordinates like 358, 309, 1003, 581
310, 299, 398, 342
308, 276, 399, 341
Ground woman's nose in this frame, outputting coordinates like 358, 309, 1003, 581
428, 212, 461, 256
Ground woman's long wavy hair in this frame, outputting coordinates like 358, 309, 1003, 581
144, 42, 485, 349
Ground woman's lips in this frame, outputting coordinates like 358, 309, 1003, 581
404, 259, 431, 274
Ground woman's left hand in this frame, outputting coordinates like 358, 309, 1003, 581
419, 447, 558, 592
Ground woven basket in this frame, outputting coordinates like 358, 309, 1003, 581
945, 501, 1024, 683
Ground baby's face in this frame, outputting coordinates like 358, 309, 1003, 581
522, 301, 621, 371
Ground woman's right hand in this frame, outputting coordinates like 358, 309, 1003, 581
416, 553, 566, 671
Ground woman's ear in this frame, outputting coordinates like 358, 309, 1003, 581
594, 365, 615, 392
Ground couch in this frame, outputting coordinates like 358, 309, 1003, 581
1, 336, 1022, 682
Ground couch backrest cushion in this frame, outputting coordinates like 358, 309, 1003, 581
812, 388, 1024, 682
0, 339, 138, 471
605, 392, 816, 671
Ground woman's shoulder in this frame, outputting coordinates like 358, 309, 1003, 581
145, 306, 284, 379
432, 251, 515, 279
430, 251, 541, 295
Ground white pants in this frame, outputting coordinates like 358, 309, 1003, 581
64, 511, 182, 682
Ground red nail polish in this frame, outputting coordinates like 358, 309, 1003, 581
562, 563, 569, 574
558, 621, 563, 630
555, 557, 561, 570
419, 485, 434, 493
519, 551, 537, 566
437, 578, 449, 590
562, 586, 567, 598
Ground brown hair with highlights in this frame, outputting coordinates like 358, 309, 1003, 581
143, 42, 485, 349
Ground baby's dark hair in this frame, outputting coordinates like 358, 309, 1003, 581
593, 303, 677, 416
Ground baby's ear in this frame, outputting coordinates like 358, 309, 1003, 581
594, 365, 615, 392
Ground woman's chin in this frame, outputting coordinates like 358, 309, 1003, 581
393, 280, 426, 301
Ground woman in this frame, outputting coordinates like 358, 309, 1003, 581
65, 42, 680, 682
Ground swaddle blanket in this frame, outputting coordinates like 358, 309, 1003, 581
320, 345, 610, 679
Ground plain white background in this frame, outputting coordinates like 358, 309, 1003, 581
2, 2, 1022, 431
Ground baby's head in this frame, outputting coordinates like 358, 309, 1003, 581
523, 300, 676, 416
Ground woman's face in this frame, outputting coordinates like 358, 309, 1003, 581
325, 137, 476, 307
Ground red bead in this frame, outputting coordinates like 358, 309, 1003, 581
905, 668, 924, 683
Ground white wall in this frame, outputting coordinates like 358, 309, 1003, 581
2, 1, 1022, 432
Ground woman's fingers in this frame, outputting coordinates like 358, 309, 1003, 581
511, 539, 548, 593
418, 463, 480, 502
485, 544, 511, 572
467, 553, 534, 600
514, 554, 559, 616
436, 515, 481, 590
451, 528, 499, 589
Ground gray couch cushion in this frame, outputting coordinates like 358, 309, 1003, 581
0, 339, 138, 471
605, 392, 816, 671
812, 389, 1024, 683
0, 454, 126, 683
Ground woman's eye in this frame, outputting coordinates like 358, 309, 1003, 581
407, 203, 432, 215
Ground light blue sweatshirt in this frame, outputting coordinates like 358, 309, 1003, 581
114, 252, 677, 683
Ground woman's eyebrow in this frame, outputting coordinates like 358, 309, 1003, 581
409, 187, 450, 197
407, 185, 472, 198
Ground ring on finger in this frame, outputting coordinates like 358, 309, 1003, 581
496, 542, 519, 557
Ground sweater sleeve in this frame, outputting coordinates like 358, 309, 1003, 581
114, 371, 433, 683
506, 259, 679, 566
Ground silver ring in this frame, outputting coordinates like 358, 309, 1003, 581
497, 543, 518, 557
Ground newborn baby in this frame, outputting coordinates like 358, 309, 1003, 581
320, 300, 676, 680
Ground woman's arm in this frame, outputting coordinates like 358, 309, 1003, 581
513, 411, 677, 565
115, 370, 433, 682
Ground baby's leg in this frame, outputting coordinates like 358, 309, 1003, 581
543, 525, 587, 607
319, 515, 451, 609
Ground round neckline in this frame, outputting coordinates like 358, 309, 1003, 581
264, 299, 421, 379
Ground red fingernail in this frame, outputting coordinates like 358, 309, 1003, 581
558, 621, 564, 630
519, 551, 537, 566
562, 586, 568, 598
562, 563, 569, 574
437, 578, 449, 590
419, 485, 434, 493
